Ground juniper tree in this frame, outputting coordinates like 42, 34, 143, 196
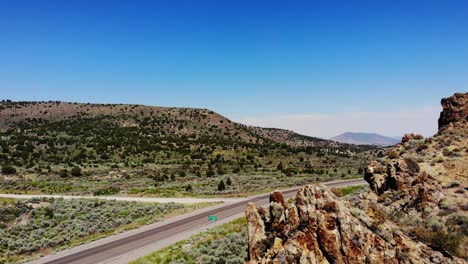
218, 180, 226, 191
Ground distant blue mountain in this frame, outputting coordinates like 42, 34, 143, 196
330, 132, 400, 146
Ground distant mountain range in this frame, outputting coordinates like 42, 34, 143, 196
330, 132, 400, 146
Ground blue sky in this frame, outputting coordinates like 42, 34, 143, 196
1, 0, 467, 137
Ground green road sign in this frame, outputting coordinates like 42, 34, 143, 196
208, 215, 218, 221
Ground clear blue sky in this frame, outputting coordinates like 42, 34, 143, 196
0, 0, 467, 136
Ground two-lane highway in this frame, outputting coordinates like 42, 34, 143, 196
28, 178, 366, 264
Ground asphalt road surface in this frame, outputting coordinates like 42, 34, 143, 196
29, 178, 366, 264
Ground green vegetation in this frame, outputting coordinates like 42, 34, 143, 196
0, 198, 190, 263
331, 185, 365, 197
217, 180, 226, 191
93, 186, 120, 196
405, 213, 467, 257
1, 165, 16, 175
132, 217, 248, 264
339, 185, 365, 196
0, 172, 357, 198
70, 166, 82, 177
0, 101, 377, 197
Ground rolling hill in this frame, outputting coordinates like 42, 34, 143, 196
0, 100, 379, 197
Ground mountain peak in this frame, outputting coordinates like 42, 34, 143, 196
330, 131, 399, 146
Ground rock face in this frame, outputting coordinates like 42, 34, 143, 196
245, 186, 458, 264
365, 158, 421, 194
364, 159, 438, 213
438, 92, 468, 130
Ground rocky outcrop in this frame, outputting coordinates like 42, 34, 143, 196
364, 93, 467, 213
438, 92, 468, 130
364, 159, 438, 213
401, 133, 424, 143
245, 186, 459, 264
246, 93, 468, 264
358, 93, 468, 262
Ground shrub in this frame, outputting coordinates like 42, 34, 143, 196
350, 208, 360, 218
388, 150, 400, 159
368, 204, 387, 229
206, 168, 215, 177
217, 167, 225, 175
447, 181, 460, 188
276, 162, 283, 171
284, 168, 293, 177
94, 187, 120, 196
339, 185, 364, 196
430, 231, 463, 256
1, 165, 16, 174
438, 199, 451, 209
70, 166, 82, 176
330, 188, 343, 197
195, 232, 247, 263
59, 169, 68, 178
0, 198, 184, 261
44, 207, 54, 219
412, 227, 463, 257
426, 218, 443, 231
416, 143, 428, 152
218, 180, 226, 191
139, 218, 248, 264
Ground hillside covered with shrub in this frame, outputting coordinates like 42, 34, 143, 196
0, 197, 187, 263
0, 101, 378, 196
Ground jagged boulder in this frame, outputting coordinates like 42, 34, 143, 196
363, 155, 443, 215
245, 186, 460, 264
364, 158, 420, 195
438, 92, 468, 130
364, 161, 388, 194
246, 202, 268, 260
